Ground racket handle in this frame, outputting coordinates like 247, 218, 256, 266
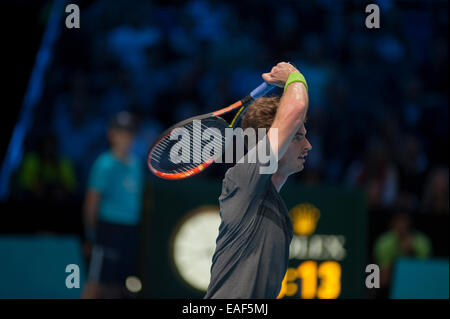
250, 82, 275, 99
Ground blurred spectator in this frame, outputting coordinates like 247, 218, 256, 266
347, 139, 398, 209
420, 167, 449, 215
82, 112, 145, 299
97, 68, 134, 118
395, 133, 428, 206
15, 134, 76, 203
33, 0, 446, 203
421, 36, 449, 94
373, 211, 432, 298
51, 71, 107, 190
131, 110, 164, 161
400, 74, 425, 131
296, 34, 331, 111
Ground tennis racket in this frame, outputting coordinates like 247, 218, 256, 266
147, 82, 275, 180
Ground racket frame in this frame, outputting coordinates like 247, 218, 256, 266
148, 85, 271, 180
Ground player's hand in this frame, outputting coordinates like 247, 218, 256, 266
262, 62, 299, 88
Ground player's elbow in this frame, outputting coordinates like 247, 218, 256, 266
292, 94, 308, 111
283, 101, 308, 125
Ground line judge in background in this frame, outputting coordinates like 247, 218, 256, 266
82, 111, 145, 299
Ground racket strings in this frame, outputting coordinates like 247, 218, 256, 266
149, 117, 229, 174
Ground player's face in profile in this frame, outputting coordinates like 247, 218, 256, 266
278, 124, 312, 175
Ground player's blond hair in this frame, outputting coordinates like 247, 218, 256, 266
241, 96, 280, 132
242, 95, 307, 133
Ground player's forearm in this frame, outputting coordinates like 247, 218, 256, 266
269, 81, 308, 158
278, 81, 309, 126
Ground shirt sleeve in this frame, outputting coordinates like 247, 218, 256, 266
219, 136, 277, 225
226, 135, 276, 200
87, 156, 109, 194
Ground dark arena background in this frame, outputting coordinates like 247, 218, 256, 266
0, 0, 448, 302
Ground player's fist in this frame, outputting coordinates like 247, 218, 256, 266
262, 62, 299, 88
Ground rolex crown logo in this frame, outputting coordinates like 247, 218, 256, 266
289, 203, 320, 236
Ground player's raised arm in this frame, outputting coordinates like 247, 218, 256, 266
263, 62, 309, 161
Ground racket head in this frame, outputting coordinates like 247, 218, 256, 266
147, 114, 230, 180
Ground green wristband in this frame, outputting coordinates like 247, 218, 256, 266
284, 72, 308, 92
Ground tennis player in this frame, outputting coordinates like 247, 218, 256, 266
205, 62, 311, 298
